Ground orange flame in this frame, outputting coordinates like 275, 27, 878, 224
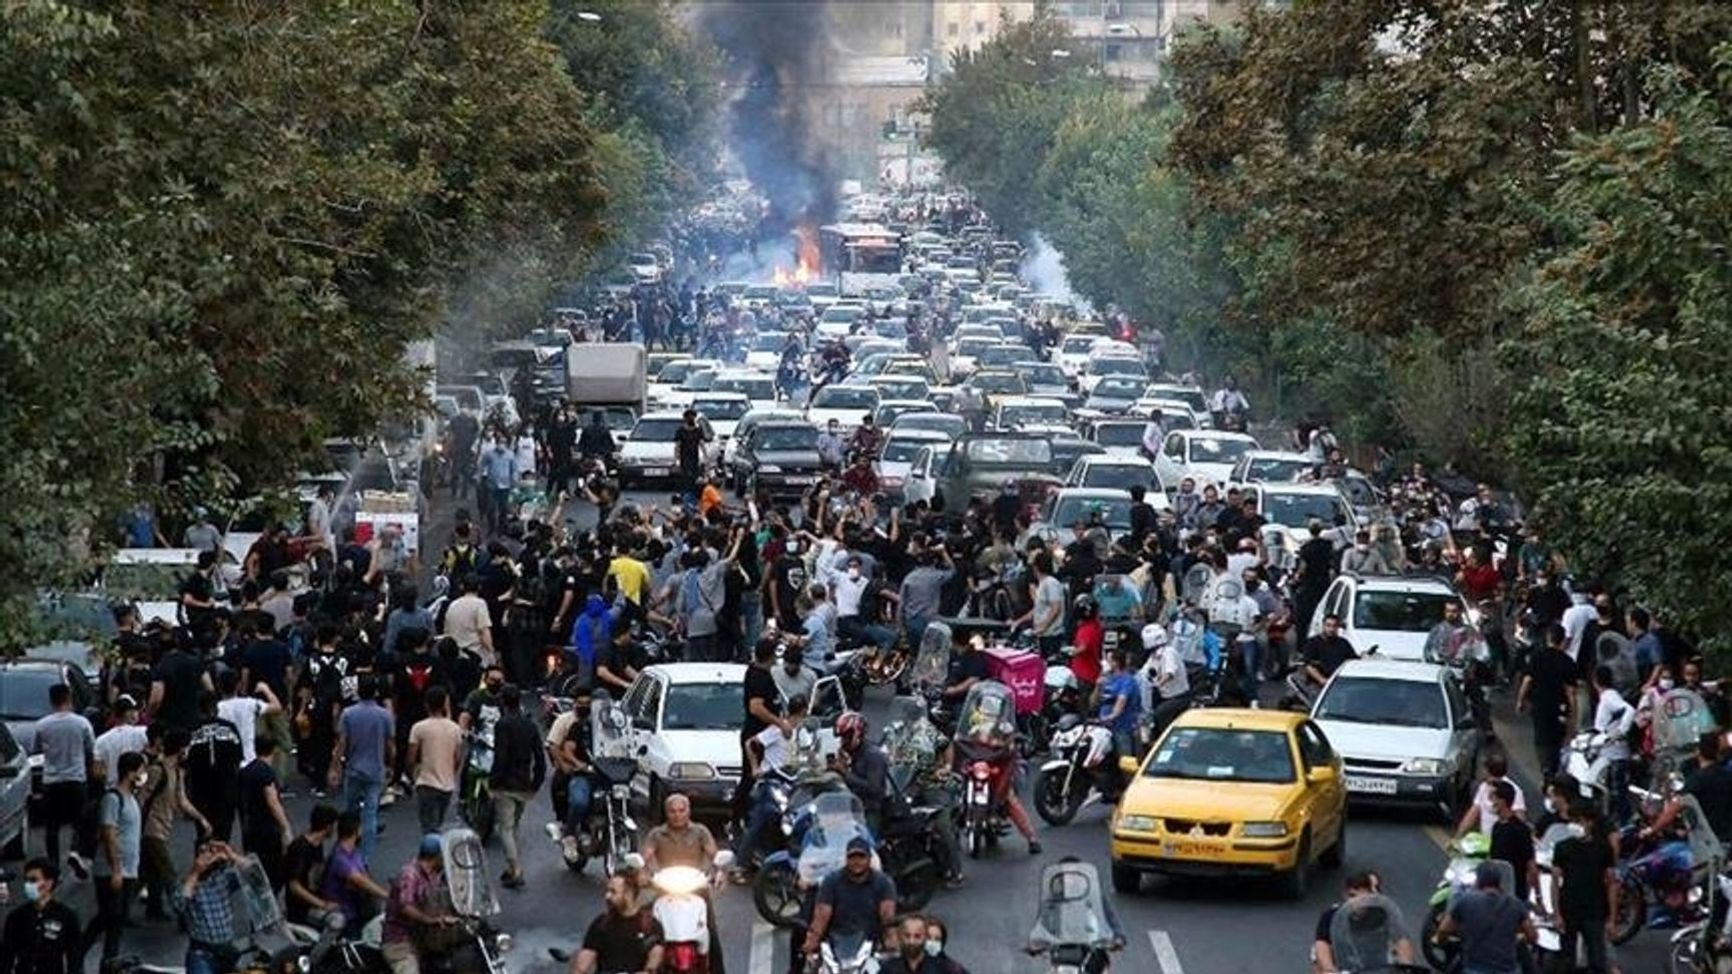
770, 256, 818, 288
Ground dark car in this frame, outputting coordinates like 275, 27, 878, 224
730, 421, 824, 498
908, 432, 1062, 511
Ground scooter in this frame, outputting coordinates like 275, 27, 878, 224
1669, 873, 1732, 974
957, 746, 1011, 858
652, 851, 732, 974
1419, 832, 1490, 971
1034, 717, 1126, 827
816, 931, 881, 974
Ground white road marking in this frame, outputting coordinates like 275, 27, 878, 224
1150, 929, 1184, 974
750, 920, 776, 974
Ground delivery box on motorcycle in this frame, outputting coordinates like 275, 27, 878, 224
984, 647, 1045, 716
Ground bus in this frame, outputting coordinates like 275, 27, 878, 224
818, 223, 903, 294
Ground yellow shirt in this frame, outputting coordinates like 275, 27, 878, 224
608, 555, 650, 604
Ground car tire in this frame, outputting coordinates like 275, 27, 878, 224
1276, 833, 1311, 900
1320, 822, 1344, 869
1110, 861, 1141, 894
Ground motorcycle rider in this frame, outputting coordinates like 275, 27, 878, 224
800, 837, 898, 961
1432, 863, 1531, 974
568, 873, 663, 974
831, 713, 889, 833
380, 834, 457, 974
577, 411, 615, 467
1093, 649, 1143, 766
730, 694, 810, 881
846, 414, 884, 461
638, 794, 724, 974
546, 686, 597, 862
879, 914, 966, 974
883, 700, 963, 889
1296, 614, 1357, 695
1142, 626, 1191, 742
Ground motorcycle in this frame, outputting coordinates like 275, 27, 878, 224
953, 680, 1018, 858
553, 700, 641, 876
459, 731, 495, 843
753, 792, 877, 928
1560, 730, 1616, 815
1669, 873, 1732, 974
1424, 622, 1493, 734
1611, 793, 1722, 945
1034, 716, 1127, 827
908, 622, 958, 737
1025, 860, 1123, 974
815, 931, 880, 974
1326, 892, 1427, 974
652, 851, 733, 974
1418, 832, 1491, 971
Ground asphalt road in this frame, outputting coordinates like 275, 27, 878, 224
74, 487, 1669, 973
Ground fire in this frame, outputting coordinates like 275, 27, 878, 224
771, 259, 817, 287
770, 221, 822, 288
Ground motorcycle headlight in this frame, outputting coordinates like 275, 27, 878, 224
494, 933, 514, 954
669, 762, 717, 780
1403, 758, 1447, 776
1240, 821, 1289, 838
1117, 814, 1158, 833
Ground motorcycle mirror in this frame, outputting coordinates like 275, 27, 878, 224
713, 850, 736, 870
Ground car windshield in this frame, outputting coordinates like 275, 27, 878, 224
751, 333, 787, 352
1353, 591, 1459, 632
632, 419, 683, 442
821, 307, 861, 323
882, 437, 939, 463
965, 438, 1053, 466
678, 371, 716, 392
1080, 465, 1152, 491
1315, 677, 1450, 729
1017, 364, 1065, 385
1260, 491, 1347, 528
1002, 403, 1067, 426
662, 682, 744, 731
970, 373, 1027, 394
756, 425, 817, 451
590, 409, 636, 432
1248, 458, 1312, 482
979, 346, 1025, 366
875, 380, 928, 399
956, 338, 994, 357
1052, 495, 1133, 529
715, 376, 776, 400
1093, 424, 1144, 447
1145, 728, 1296, 784
1088, 358, 1145, 378
102, 561, 189, 600
812, 387, 879, 409
658, 361, 699, 383
693, 399, 749, 421
806, 283, 839, 298
745, 286, 779, 300
1187, 437, 1254, 464
1062, 337, 1094, 354
0, 669, 61, 721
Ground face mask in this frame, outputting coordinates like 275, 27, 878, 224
22, 881, 41, 903
924, 940, 943, 958
134, 772, 149, 789
1659, 678, 1676, 691
786, 542, 800, 556
848, 568, 860, 580
1542, 797, 1555, 813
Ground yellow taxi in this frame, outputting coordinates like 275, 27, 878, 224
1108, 707, 1346, 898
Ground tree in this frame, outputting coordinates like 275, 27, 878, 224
1505, 48, 1732, 656
0, 0, 611, 648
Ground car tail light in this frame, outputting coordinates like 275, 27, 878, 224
969, 761, 992, 782
666, 942, 700, 972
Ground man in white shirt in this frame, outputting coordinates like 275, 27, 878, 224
1592, 663, 1637, 819
94, 695, 149, 787
1561, 590, 1597, 661
442, 574, 496, 666
1140, 410, 1166, 461
731, 695, 811, 876
1142, 625, 1193, 740
216, 669, 284, 765
824, 555, 894, 651
1453, 753, 1527, 838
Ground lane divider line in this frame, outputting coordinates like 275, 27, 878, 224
1150, 929, 1184, 974
750, 920, 775, 974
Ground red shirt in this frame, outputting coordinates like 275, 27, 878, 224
1459, 563, 1500, 601
1071, 618, 1104, 685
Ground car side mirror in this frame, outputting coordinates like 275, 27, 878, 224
1117, 756, 1140, 776
1307, 766, 1338, 785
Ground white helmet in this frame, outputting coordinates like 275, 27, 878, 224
1141, 623, 1170, 651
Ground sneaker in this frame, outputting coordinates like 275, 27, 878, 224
1027, 840, 1043, 856
944, 873, 965, 889
544, 822, 564, 843
67, 853, 90, 881
501, 873, 526, 890
311, 788, 328, 800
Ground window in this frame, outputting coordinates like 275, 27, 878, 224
1104, 43, 1123, 62
975, 20, 986, 35
947, 20, 959, 37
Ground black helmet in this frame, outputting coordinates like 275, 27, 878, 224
1072, 593, 1098, 620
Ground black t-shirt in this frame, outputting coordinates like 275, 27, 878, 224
242, 637, 293, 701
1302, 636, 1357, 679
153, 649, 206, 730
185, 717, 244, 804
1685, 762, 1732, 845
395, 651, 441, 726
742, 665, 779, 740
1553, 833, 1615, 921
674, 424, 707, 472
947, 650, 990, 688
238, 759, 282, 842
1525, 649, 1579, 720
283, 836, 325, 924
581, 910, 664, 972
1489, 817, 1535, 899
815, 869, 897, 938
1297, 539, 1335, 590
1129, 502, 1158, 541
1313, 904, 1340, 944
771, 556, 809, 624
179, 571, 215, 609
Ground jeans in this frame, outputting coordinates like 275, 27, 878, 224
688, 632, 719, 663
415, 785, 452, 836
185, 943, 239, 974
1237, 637, 1261, 706
838, 615, 894, 650
341, 772, 383, 865
732, 779, 780, 865
565, 776, 594, 834
1560, 921, 1611, 974
493, 790, 531, 873
83, 876, 136, 964
742, 593, 765, 657
903, 615, 933, 652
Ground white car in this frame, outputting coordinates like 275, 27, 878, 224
889, 412, 968, 440
1310, 658, 1480, 819
867, 375, 932, 404
628, 252, 662, 284
1065, 455, 1167, 497
689, 391, 751, 443
710, 371, 779, 413
1011, 361, 1071, 401
1055, 334, 1098, 378
744, 332, 789, 372
617, 412, 718, 487
993, 396, 1070, 434
1228, 450, 1315, 487
949, 337, 994, 378
1152, 429, 1260, 489
649, 358, 718, 408
1078, 355, 1147, 395
877, 429, 951, 497
1084, 419, 1153, 459
1143, 382, 1209, 419
1023, 488, 1134, 550
1129, 397, 1202, 431
805, 384, 880, 432
601, 663, 850, 816
1249, 482, 1358, 570
1306, 575, 1471, 662
100, 548, 210, 627
814, 304, 865, 342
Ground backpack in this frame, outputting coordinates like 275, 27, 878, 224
403, 655, 437, 696
443, 543, 479, 578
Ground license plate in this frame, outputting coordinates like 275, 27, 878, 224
784, 476, 815, 485
643, 467, 669, 477
1161, 840, 1219, 858
1345, 774, 1398, 795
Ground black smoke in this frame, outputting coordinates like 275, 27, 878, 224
698, 1, 838, 240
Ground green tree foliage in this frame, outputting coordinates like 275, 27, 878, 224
0, 0, 613, 647
1505, 50, 1732, 654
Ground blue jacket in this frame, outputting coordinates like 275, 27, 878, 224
568, 595, 616, 666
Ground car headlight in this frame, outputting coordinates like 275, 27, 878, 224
1116, 814, 1158, 833
758, 465, 783, 473
1403, 758, 1447, 776
668, 762, 717, 781
1240, 821, 1290, 838
880, 475, 903, 488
